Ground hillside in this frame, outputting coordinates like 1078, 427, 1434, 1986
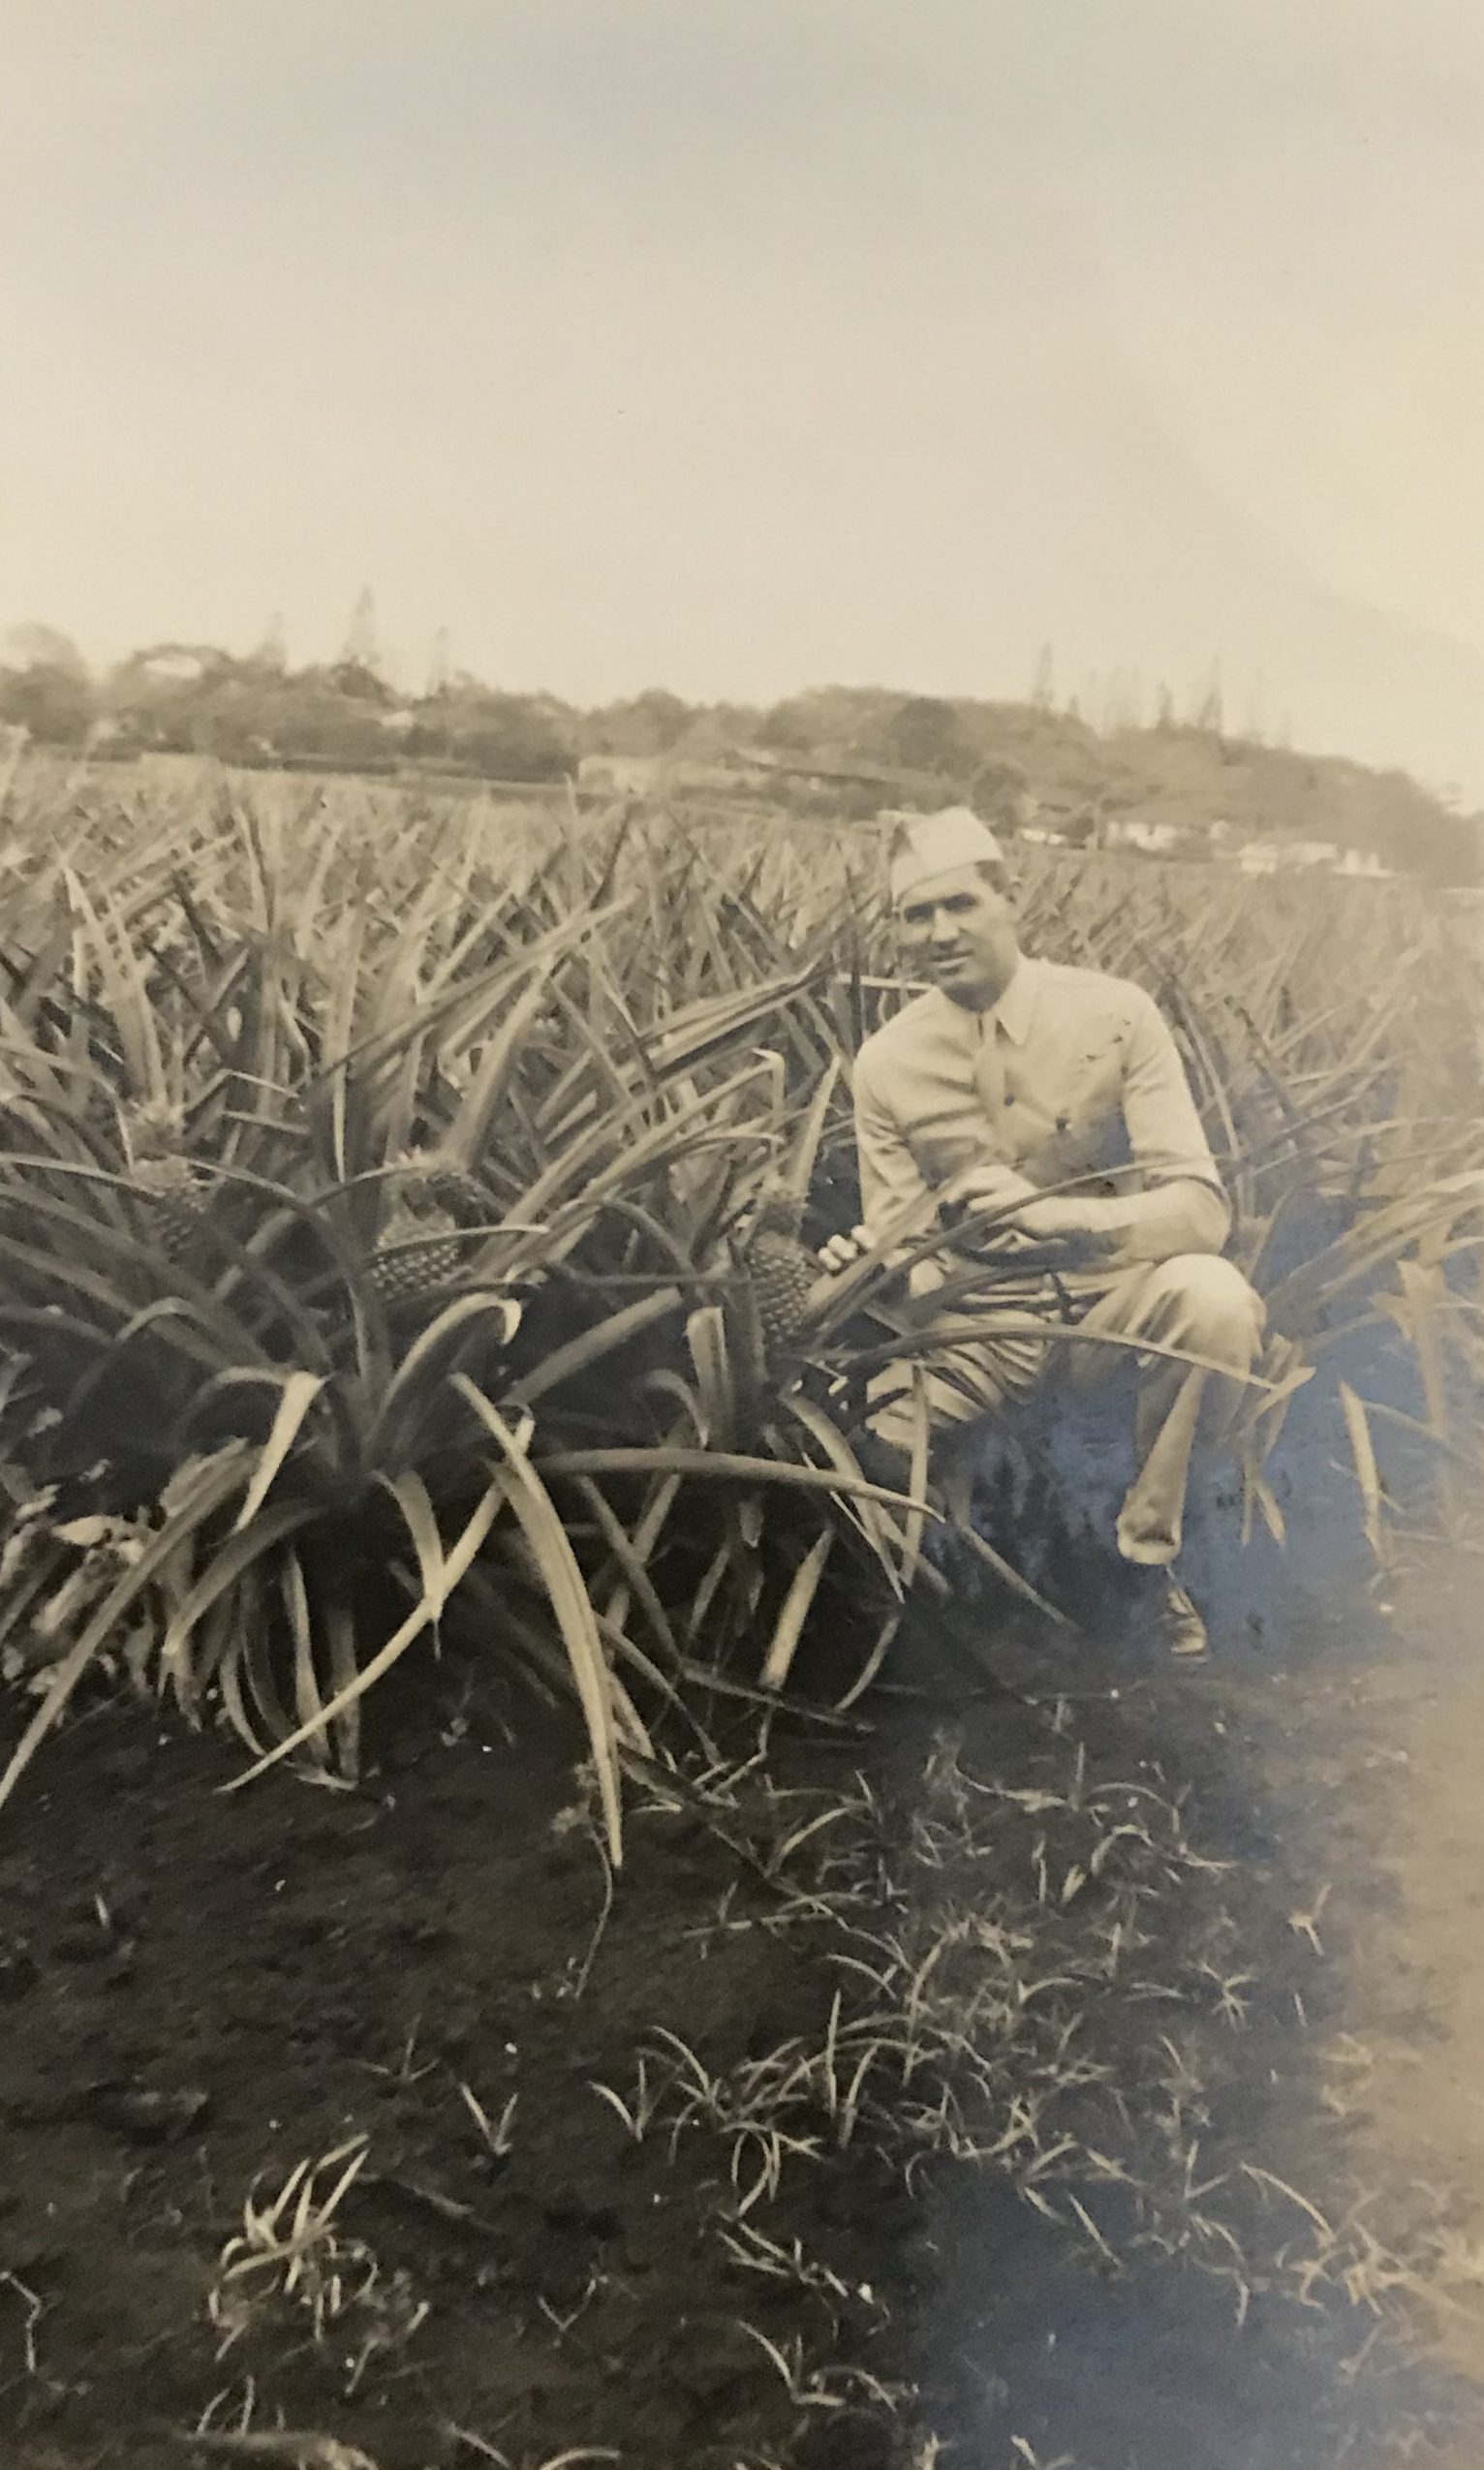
1, 640, 1477, 881
662, 687, 1478, 881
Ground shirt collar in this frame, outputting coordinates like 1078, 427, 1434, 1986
928, 953, 1040, 1044
980, 953, 1039, 1046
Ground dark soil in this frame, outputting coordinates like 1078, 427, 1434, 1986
2, 1441, 1482, 2469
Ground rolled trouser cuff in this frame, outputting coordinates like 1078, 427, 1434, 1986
1115, 1524, 1181, 1567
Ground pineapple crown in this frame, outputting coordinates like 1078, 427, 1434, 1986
122, 1095, 189, 1164
392, 1150, 493, 1227
745, 1186, 805, 1243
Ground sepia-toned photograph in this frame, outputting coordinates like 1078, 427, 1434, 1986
1, 7, 1481, 2467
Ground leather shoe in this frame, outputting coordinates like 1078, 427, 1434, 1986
1137, 1569, 1211, 1661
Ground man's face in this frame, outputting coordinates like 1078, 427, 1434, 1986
895, 862, 1020, 1009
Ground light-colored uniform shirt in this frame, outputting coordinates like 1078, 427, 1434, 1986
851, 954, 1229, 1273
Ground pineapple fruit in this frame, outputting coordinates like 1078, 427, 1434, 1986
132, 1154, 215, 1264
366, 1153, 497, 1304
369, 1204, 467, 1303
739, 1189, 820, 1356
122, 1099, 215, 1267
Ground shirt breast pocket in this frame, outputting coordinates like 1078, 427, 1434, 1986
906, 1116, 994, 1187
1056, 1055, 1125, 1170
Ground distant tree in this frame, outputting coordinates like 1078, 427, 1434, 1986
340, 587, 383, 678
101, 642, 403, 764
406, 689, 572, 780
754, 698, 818, 754
251, 614, 288, 674
3, 624, 87, 676
665, 699, 764, 761
877, 695, 976, 778
748, 686, 901, 767
966, 753, 1030, 830
1103, 669, 1142, 731
425, 629, 452, 698
1240, 674, 1268, 746
321, 658, 393, 707
105, 644, 242, 752
1031, 642, 1057, 710
583, 690, 694, 758
0, 660, 95, 746
1056, 805, 1100, 849
256, 683, 390, 768
1365, 772, 1479, 885
1192, 661, 1224, 734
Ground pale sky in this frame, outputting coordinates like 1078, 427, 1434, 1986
4, 1, 1484, 796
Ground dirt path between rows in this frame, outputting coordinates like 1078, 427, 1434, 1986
1285, 1543, 1484, 2392
1, 1513, 1481, 2470
874, 1498, 1484, 2470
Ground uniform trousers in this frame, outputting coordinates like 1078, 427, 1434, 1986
866, 1252, 1266, 1568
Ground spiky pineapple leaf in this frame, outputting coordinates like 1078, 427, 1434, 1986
0, 1446, 254, 1815
160, 1499, 318, 1718
760, 1529, 834, 1691
233, 1372, 326, 1531
226, 1476, 507, 1790
450, 1374, 626, 1865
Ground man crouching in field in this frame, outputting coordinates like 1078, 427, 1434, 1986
823, 808, 1265, 1660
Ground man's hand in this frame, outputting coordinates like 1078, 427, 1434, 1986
817, 1177, 1116, 1277
978, 1194, 1114, 1264
936, 1162, 1040, 1253
939, 1168, 1115, 1266
941, 1163, 1039, 1213
818, 1223, 872, 1275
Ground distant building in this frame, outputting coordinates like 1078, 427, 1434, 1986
729, 746, 943, 799
671, 759, 767, 795
137, 649, 208, 683
1103, 817, 1181, 855
1229, 836, 1396, 877
1024, 797, 1098, 848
